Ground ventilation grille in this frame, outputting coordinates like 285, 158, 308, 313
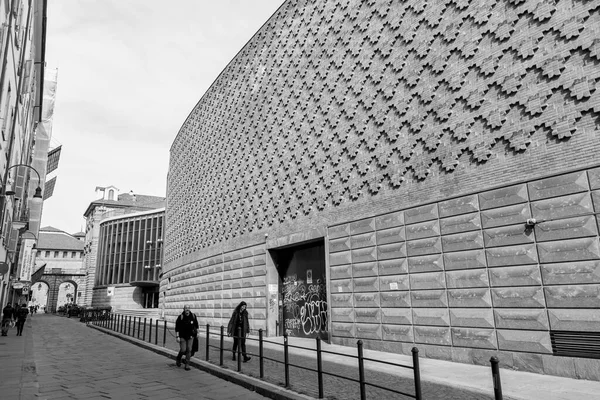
550, 331, 600, 359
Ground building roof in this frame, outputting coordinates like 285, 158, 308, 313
83, 193, 166, 218
37, 226, 85, 251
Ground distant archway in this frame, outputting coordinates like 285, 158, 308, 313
57, 281, 77, 309
31, 281, 49, 311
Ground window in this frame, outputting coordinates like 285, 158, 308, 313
44, 251, 50, 257
71, 252, 76, 258
53, 251, 58, 258
63, 251, 68, 258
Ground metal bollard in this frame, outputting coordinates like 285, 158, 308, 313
259, 329, 264, 379
357, 340, 366, 400
206, 324, 210, 361
316, 337, 324, 399
220, 325, 224, 366
128, 316, 132, 336
412, 347, 422, 400
149, 318, 153, 343
490, 356, 503, 400
284, 333, 290, 388
155, 319, 159, 345
143, 318, 147, 341
163, 320, 167, 347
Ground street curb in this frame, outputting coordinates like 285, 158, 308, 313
88, 324, 315, 400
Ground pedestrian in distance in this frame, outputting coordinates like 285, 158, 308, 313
227, 301, 251, 362
15, 304, 29, 336
1, 303, 14, 336
175, 304, 198, 371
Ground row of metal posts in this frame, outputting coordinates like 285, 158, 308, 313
91, 315, 505, 400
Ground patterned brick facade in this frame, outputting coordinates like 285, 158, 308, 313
165, 0, 600, 379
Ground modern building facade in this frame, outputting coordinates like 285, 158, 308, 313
81, 185, 165, 311
165, 0, 600, 380
0, 0, 51, 311
31, 226, 85, 312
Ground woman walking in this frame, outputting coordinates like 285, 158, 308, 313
227, 301, 251, 362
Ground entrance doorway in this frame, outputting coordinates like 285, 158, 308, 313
142, 287, 159, 308
270, 240, 328, 340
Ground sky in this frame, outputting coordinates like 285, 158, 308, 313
41, 0, 285, 234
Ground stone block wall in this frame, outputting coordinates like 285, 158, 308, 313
328, 166, 600, 379
92, 285, 143, 309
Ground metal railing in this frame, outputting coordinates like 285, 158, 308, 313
88, 314, 506, 400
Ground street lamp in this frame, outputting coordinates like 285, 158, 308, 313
0, 164, 43, 235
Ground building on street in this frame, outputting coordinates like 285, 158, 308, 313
164, 0, 600, 381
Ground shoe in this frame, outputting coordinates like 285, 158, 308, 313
176, 359, 181, 367
184, 365, 190, 371
243, 356, 251, 363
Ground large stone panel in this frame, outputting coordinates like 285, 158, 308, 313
441, 231, 484, 252
411, 290, 448, 308
545, 285, 600, 308
486, 244, 538, 267
448, 288, 492, 308
531, 193, 594, 221
413, 308, 450, 326
449, 308, 495, 328
491, 287, 546, 308
408, 254, 444, 273
541, 260, 600, 285
537, 238, 600, 263
327, 308, 354, 323
331, 322, 355, 338
444, 250, 487, 271
382, 324, 413, 342
352, 262, 378, 278
483, 224, 535, 247
381, 308, 412, 325
330, 293, 353, 308
376, 226, 406, 245
380, 291, 411, 308
353, 277, 379, 292
354, 292, 380, 308
446, 269, 489, 288
331, 279, 352, 293
535, 215, 598, 242
355, 323, 382, 340
407, 236, 442, 256
414, 326, 451, 346
439, 195, 479, 218
497, 330, 553, 353
350, 232, 377, 250
589, 167, 600, 190
439, 212, 481, 235
378, 258, 408, 276
548, 309, 600, 332
377, 242, 407, 260
488, 265, 542, 287
330, 264, 352, 280
330, 250, 352, 266
375, 211, 404, 231
451, 328, 497, 349
352, 246, 377, 263
479, 184, 528, 210
481, 203, 531, 229
329, 224, 350, 240
350, 218, 376, 235
494, 309, 550, 330
405, 204, 439, 225
410, 271, 446, 290
354, 308, 381, 324
379, 274, 410, 291
528, 171, 589, 201
406, 220, 441, 240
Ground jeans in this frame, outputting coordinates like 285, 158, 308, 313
1, 319, 11, 335
233, 337, 247, 357
177, 337, 194, 363
16, 319, 25, 336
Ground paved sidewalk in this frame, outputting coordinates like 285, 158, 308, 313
0, 314, 278, 400
90, 316, 600, 400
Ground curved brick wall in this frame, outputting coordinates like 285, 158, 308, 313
166, 0, 600, 379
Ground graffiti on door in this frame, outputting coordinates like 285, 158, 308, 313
282, 274, 328, 337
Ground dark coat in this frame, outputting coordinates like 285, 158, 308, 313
175, 311, 199, 340
16, 306, 29, 321
2, 305, 14, 320
227, 302, 250, 337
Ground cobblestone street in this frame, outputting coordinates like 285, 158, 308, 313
0, 314, 268, 400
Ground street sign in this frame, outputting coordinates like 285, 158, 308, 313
12, 282, 24, 289
0, 262, 8, 274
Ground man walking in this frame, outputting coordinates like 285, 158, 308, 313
175, 305, 198, 371
15, 304, 29, 336
1, 303, 14, 336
